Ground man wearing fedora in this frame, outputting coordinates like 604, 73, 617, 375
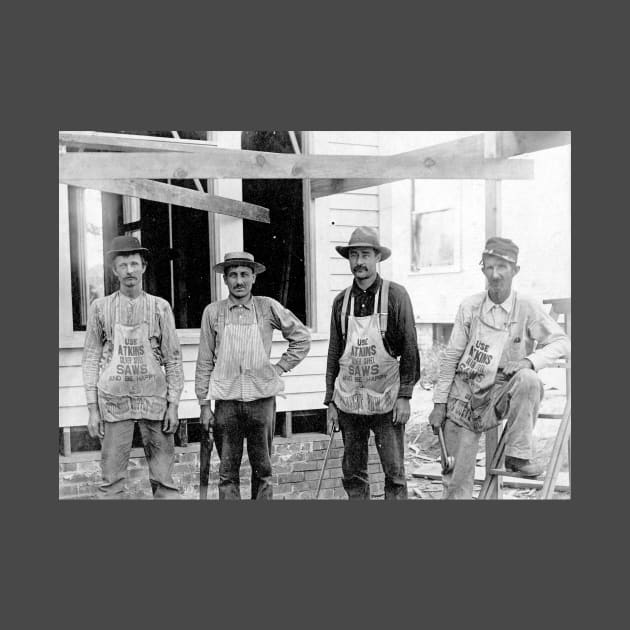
82, 235, 184, 499
195, 252, 311, 500
325, 227, 420, 500
428, 237, 571, 499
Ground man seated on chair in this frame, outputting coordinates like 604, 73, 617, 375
428, 237, 570, 500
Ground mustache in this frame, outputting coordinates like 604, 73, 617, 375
352, 265, 368, 272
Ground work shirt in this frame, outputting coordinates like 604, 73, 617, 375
484, 290, 515, 329
325, 274, 421, 405
82, 291, 184, 405
195, 295, 311, 403
433, 291, 571, 404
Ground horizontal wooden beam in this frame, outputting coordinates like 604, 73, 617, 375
500, 131, 571, 157
310, 131, 570, 198
60, 178, 270, 223
311, 134, 485, 198
60, 150, 534, 181
59, 131, 219, 153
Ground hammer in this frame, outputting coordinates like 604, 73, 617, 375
438, 426, 455, 474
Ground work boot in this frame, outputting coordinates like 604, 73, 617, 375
504, 456, 543, 478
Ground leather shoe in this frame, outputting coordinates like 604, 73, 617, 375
505, 456, 543, 478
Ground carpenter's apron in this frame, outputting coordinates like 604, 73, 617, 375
207, 300, 284, 402
448, 293, 517, 432
97, 294, 167, 422
332, 283, 400, 415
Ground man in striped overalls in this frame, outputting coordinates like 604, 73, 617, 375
195, 252, 311, 500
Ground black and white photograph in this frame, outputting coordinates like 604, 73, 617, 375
58, 130, 571, 500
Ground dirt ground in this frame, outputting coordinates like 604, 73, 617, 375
403, 382, 571, 500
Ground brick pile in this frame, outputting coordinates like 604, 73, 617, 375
59, 432, 385, 500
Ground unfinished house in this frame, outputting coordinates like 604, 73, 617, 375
58, 131, 571, 499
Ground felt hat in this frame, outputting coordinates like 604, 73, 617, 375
335, 226, 391, 261
106, 235, 150, 263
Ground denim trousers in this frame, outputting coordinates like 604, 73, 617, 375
338, 409, 408, 500
213, 397, 276, 500
442, 368, 545, 500
98, 419, 180, 499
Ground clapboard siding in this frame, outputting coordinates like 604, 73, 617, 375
313, 132, 385, 319
59, 338, 330, 427
59, 131, 389, 431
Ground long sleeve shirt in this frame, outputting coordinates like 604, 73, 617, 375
82, 291, 184, 405
433, 291, 571, 404
325, 274, 421, 405
195, 295, 311, 402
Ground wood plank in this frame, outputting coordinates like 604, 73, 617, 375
59, 131, 219, 153
61, 178, 270, 223
310, 130, 570, 198
311, 134, 485, 197
59, 151, 534, 181
500, 131, 571, 157
411, 463, 570, 492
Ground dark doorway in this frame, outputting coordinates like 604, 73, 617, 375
241, 131, 306, 324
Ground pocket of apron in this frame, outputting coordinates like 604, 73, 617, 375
470, 389, 501, 432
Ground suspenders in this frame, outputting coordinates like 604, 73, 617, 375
340, 279, 390, 340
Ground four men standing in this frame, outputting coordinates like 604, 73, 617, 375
81, 232, 569, 500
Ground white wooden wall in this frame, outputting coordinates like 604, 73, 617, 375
58, 131, 384, 429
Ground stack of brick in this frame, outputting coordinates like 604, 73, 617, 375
59, 433, 386, 500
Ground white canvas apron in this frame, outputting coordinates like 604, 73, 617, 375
448, 293, 517, 432
333, 284, 400, 415
208, 301, 284, 402
97, 296, 167, 422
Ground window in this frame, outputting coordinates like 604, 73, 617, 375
411, 180, 461, 273
241, 131, 308, 324
67, 131, 216, 330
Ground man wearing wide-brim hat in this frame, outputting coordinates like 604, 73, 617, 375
82, 235, 184, 499
195, 252, 311, 500
428, 237, 571, 499
325, 227, 420, 500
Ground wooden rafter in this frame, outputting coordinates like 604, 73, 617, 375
59, 149, 533, 181
310, 131, 570, 198
61, 178, 270, 223
59, 131, 220, 153
311, 134, 485, 198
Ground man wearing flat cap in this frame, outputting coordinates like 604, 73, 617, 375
325, 227, 420, 500
195, 252, 311, 500
82, 235, 184, 499
428, 237, 571, 499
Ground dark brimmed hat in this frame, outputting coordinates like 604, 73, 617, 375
335, 226, 391, 261
481, 236, 519, 265
106, 235, 150, 263
213, 251, 266, 274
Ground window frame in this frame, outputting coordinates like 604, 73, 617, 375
410, 179, 462, 276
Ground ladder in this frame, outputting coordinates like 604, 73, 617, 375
478, 298, 571, 500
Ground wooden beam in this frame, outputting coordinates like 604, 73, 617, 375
310, 131, 570, 198
171, 131, 205, 193
59, 150, 534, 181
59, 131, 219, 153
311, 134, 485, 198
484, 131, 502, 499
500, 131, 571, 157
61, 178, 270, 223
